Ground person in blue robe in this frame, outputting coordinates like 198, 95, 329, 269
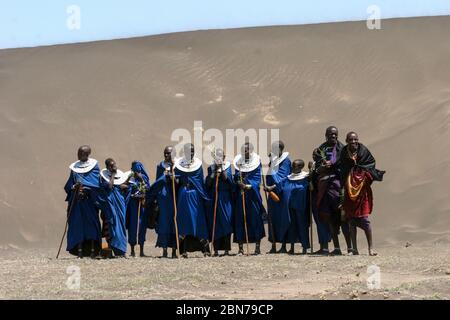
99, 158, 130, 258
175, 143, 211, 258
64, 145, 102, 258
266, 140, 292, 253
266, 159, 310, 254
205, 148, 234, 256
233, 142, 266, 255
147, 146, 178, 258
126, 160, 150, 257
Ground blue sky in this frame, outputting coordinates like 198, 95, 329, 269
1, 0, 450, 49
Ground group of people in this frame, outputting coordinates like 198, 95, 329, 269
63, 126, 385, 259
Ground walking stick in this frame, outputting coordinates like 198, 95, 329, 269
238, 165, 250, 256
171, 164, 180, 258
262, 175, 276, 245
56, 183, 80, 259
210, 170, 220, 253
308, 161, 314, 254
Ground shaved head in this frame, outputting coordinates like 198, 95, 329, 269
325, 126, 339, 145
105, 158, 115, 167
241, 142, 254, 160
346, 131, 358, 141
325, 126, 338, 135
183, 143, 195, 161
77, 145, 91, 162
164, 145, 174, 163
164, 145, 173, 153
214, 148, 225, 164
292, 159, 305, 173
346, 131, 359, 152
271, 140, 285, 156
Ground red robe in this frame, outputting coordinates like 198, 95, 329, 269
343, 167, 373, 218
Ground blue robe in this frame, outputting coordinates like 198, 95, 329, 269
205, 165, 234, 246
126, 161, 150, 246
277, 176, 310, 248
147, 162, 177, 249
64, 165, 102, 256
175, 165, 210, 242
100, 177, 129, 256
233, 165, 266, 243
266, 156, 292, 243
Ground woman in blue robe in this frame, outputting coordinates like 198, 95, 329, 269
147, 146, 177, 258
99, 158, 130, 257
175, 143, 210, 258
205, 148, 234, 256
233, 143, 266, 255
267, 159, 311, 254
64, 145, 102, 258
126, 161, 150, 257
266, 140, 292, 253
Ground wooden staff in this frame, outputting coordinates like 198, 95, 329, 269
171, 164, 180, 258
238, 165, 250, 256
308, 161, 314, 254
136, 197, 142, 246
210, 169, 220, 253
262, 175, 276, 245
56, 183, 80, 259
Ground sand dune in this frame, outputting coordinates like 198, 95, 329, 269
0, 16, 449, 249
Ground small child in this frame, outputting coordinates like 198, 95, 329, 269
265, 159, 311, 254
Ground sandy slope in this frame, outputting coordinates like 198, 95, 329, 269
0, 16, 449, 249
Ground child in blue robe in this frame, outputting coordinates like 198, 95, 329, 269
267, 159, 311, 254
126, 161, 150, 257
99, 158, 130, 258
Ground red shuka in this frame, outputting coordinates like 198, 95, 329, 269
344, 167, 373, 218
